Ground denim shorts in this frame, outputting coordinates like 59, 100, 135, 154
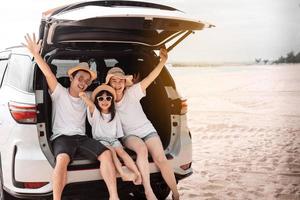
52, 135, 108, 160
122, 132, 159, 143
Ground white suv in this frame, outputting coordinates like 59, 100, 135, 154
0, 1, 212, 199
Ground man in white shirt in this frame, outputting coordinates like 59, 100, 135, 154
23, 34, 119, 200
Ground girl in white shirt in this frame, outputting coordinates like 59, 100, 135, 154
79, 84, 141, 184
106, 48, 180, 200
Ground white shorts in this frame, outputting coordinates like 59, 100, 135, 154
99, 139, 122, 148
122, 132, 159, 143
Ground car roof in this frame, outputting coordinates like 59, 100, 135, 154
4, 46, 32, 56
39, 0, 214, 54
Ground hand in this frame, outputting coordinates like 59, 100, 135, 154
79, 92, 87, 98
159, 48, 168, 63
22, 33, 42, 56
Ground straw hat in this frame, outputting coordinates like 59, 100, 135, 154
91, 84, 116, 102
105, 67, 133, 86
67, 62, 97, 81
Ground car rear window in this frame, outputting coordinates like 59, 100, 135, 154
51, 59, 99, 78
104, 58, 118, 67
2, 54, 34, 92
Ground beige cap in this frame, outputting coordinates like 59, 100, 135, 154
67, 62, 97, 81
91, 84, 116, 102
105, 67, 133, 86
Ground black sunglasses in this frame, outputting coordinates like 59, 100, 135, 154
97, 96, 113, 102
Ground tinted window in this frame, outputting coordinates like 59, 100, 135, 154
51, 59, 98, 78
0, 59, 8, 88
51, 59, 80, 78
104, 58, 118, 67
88, 59, 97, 71
3, 54, 34, 92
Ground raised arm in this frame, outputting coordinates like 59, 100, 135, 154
23, 33, 57, 93
140, 48, 168, 93
79, 92, 95, 114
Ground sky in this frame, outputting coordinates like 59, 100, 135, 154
0, 0, 300, 63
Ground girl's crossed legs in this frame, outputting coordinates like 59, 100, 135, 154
106, 143, 142, 184
100, 140, 142, 185
114, 147, 142, 184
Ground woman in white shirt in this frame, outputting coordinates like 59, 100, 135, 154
106, 48, 180, 200
79, 84, 141, 184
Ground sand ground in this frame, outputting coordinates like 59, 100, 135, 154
166, 64, 300, 200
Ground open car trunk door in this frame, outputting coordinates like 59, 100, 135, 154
40, 1, 214, 53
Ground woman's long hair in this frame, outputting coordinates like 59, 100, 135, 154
94, 90, 116, 122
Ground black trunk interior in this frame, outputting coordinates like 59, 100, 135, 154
38, 48, 175, 168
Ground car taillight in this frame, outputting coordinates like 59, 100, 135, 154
180, 162, 192, 170
181, 99, 188, 115
23, 182, 48, 189
8, 101, 37, 124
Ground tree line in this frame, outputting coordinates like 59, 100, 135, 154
255, 51, 300, 64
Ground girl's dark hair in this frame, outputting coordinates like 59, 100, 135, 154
94, 90, 115, 122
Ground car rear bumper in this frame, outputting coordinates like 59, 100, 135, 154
3, 186, 52, 200
5, 172, 191, 199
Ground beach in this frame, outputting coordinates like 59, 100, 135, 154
167, 64, 300, 200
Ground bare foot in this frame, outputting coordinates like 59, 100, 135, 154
120, 171, 136, 182
133, 172, 142, 185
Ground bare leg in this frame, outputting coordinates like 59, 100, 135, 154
53, 153, 70, 200
107, 146, 135, 182
115, 147, 142, 185
124, 137, 157, 200
145, 137, 180, 200
98, 150, 119, 200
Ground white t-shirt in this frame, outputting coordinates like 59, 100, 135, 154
87, 107, 124, 141
115, 83, 156, 138
50, 83, 87, 140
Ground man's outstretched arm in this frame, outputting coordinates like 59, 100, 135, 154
23, 33, 58, 93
